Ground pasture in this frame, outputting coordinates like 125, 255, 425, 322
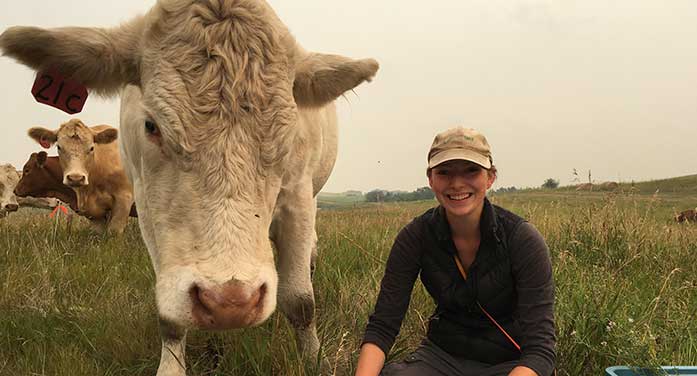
1, 189, 696, 375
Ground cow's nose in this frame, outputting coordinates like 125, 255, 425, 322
189, 281, 267, 330
66, 174, 86, 186
5, 204, 19, 212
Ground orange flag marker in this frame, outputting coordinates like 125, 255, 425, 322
49, 204, 69, 219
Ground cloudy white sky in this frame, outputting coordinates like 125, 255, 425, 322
1, 1, 696, 193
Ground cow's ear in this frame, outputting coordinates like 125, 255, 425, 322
293, 53, 379, 108
0, 16, 144, 96
36, 151, 48, 167
28, 127, 58, 149
94, 128, 118, 144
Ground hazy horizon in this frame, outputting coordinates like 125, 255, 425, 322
2, 0, 696, 193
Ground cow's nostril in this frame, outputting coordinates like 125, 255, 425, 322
256, 283, 267, 306
5, 204, 19, 212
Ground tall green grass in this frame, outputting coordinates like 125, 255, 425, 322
0, 192, 695, 375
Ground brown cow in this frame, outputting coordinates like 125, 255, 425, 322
27, 120, 135, 233
675, 209, 697, 223
15, 151, 138, 218
15, 152, 78, 211
598, 181, 619, 191
575, 183, 593, 191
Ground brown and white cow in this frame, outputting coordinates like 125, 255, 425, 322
15, 151, 138, 218
16, 151, 78, 211
0, 0, 378, 373
0, 164, 20, 217
27, 120, 135, 233
1, 163, 59, 217
675, 208, 697, 223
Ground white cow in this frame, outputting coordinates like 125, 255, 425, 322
0, 0, 378, 374
0, 164, 20, 217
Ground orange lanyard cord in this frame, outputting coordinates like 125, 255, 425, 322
453, 254, 522, 352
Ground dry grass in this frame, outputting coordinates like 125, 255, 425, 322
0, 191, 695, 375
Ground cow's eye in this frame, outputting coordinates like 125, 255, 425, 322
145, 121, 160, 136
89, 146, 94, 152
56, 145, 61, 151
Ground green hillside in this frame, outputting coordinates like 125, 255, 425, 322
623, 174, 697, 195
550, 174, 697, 196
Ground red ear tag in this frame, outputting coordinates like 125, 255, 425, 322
31, 68, 88, 114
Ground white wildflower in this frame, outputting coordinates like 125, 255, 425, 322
606, 321, 617, 332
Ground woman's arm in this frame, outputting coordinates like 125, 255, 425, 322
355, 343, 386, 376
359, 221, 424, 373
510, 222, 556, 376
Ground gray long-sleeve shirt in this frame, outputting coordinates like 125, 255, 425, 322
362, 199, 556, 376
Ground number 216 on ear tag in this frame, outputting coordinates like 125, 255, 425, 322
31, 68, 88, 114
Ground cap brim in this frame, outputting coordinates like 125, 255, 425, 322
428, 149, 491, 169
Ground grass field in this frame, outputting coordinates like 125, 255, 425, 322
1, 187, 696, 375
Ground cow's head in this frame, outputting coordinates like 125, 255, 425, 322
15, 151, 50, 197
0, 0, 378, 331
0, 164, 20, 217
27, 119, 118, 187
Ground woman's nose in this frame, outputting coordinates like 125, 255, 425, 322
449, 173, 468, 186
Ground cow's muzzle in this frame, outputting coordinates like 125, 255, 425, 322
65, 173, 88, 187
4, 203, 19, 212
189, 280, 267, 330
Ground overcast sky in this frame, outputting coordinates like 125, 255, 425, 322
1, 1, 696, 193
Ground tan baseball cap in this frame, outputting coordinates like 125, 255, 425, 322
427, 127, 492, 169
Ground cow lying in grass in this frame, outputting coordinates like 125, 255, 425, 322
27, 120, 135, 234
1, 163, 61, 218
675, 209, 697, 223
15, 150, 138, 219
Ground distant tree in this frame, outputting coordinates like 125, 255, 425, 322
542, 178, 559, 189
365, 189, 388, 202
365, 187, 434, 202
413, 186, 435, 200
492, 186, 519, 194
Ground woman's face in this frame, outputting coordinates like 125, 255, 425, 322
428, 159, 495, 220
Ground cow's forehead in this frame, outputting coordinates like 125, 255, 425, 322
142, 0, 293, 122
57, 121, 92, 144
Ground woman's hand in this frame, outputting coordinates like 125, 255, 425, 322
355, 343, 386, 376
508, 365, 539, 376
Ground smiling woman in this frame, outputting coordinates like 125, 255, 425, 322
356, 127, 556, 376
